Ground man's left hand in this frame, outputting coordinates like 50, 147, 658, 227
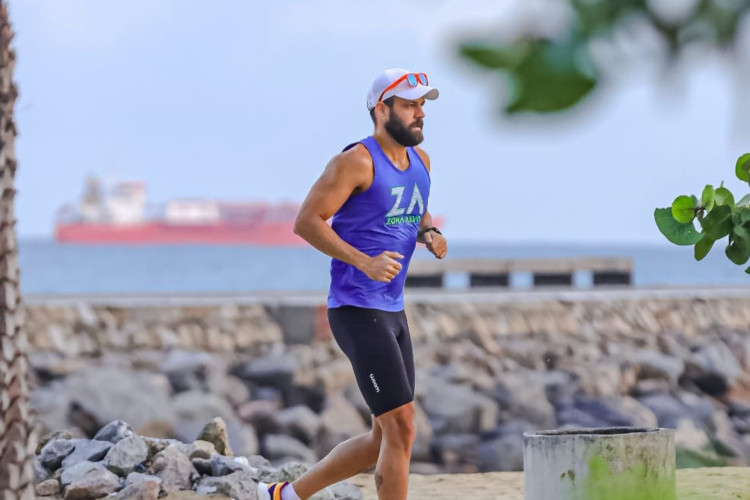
423, 230, 447, 259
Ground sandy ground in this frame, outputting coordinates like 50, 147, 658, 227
350, 467, 750, 500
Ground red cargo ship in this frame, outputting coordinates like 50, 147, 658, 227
55, 178, 443, 245
55, 178, 306, 245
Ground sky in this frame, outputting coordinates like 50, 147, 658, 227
9, 0, 750, 243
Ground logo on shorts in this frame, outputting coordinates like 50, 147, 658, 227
369, 373, 381, 393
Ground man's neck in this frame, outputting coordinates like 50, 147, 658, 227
373, 130, 409, 168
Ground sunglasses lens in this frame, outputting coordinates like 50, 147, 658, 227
407, 74, 417, 86
418, 73, 428, 85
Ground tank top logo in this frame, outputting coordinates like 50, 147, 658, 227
385, 183, 424, 226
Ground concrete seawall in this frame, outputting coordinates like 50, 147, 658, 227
23, 286, 750, 356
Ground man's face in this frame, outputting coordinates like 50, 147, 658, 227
383, 97, 426, 147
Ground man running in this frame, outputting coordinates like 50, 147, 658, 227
258, 68, 447, 500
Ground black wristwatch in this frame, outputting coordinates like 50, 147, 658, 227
419, 226, 442, 236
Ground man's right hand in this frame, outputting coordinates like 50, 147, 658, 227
361, 251, 404, 282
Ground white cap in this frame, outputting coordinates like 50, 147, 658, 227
366, 68, 439, 110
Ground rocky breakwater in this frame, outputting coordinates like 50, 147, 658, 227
33, 418, 362, 500
25, 293, 750, 474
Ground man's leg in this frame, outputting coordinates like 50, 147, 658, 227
291, 416, 382, 499
373, 402, 415, 500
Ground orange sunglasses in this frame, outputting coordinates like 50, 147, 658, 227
378, 72, 429, 103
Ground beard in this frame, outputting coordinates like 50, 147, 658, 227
384, 112, 424, 147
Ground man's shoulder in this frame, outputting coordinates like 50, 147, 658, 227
413, 146, 430, 171
333, 142, 373, 171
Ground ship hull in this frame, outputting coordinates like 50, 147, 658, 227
55, 222, 306, 245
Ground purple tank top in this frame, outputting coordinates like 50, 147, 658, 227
328, 136, 431, 312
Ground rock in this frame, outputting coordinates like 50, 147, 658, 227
147, 445, 198, 493
195, 417, 233, 456
239, 400, 284, 435
493, 371, 556, 429
161, 492, 231, 500
61, 439, 113, 469
35, 479, 60, 497
556, 403, 610, 429
257, 461, 308, 484
40, 439, 76, 470
422, 382, 498, 434
172, 391, 258, 455
37, 429, 74, 454
104, 434, 149, 476
33, 456, 51, 483
309, 488, 336, 500
211, 455, 257, 478
630, 350, 685, 385
478, 433, 525, 472
675, 418, 711, 451
632, 378, 673, 397
276, 405, 321, 445
160, 350, 214, 393
696, 342, 744, 384
638, 393, 692, 429
195, 471, 259, 500
110, 480, 160, 500
431, 433, 481, 468
60, 461, 102, 488
192, 458, 212, 475
230, 353, 298, 396
175, 440, 216, 460
328, 481, 363, 500
316, 395, 369, 458
142, 437, 182, 459
245, 455, 273, 470
566, 397, 652, 428
219, 375, 251, 408
540, 370, 581, 408
60, 368, 175, 437
63, 465, 120, 500
94, 420, 135, 444
263, 434, 317, 464
711, 410, 750, 464
412, 402, 433, 462
126, 472, 162, 486
677, 390, 719, 428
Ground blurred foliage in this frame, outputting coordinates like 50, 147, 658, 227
460, 0, 750, 113
655, 153, 750, 272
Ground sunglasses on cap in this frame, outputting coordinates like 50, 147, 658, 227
378, 72, 429, 103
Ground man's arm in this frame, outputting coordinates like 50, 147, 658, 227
414, 147, 447, 259
294, 145, 404, 283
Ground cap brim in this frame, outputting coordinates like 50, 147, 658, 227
392, 85, 439, 102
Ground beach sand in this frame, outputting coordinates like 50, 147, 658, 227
350, 467, 750, 500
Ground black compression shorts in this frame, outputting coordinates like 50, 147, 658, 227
327, 305, 415, 417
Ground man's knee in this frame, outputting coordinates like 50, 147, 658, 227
377, 403, 415, 448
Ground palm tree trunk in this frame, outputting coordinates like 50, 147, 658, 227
0, 2, 35, 499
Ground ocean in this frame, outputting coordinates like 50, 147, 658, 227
18, 239, 750, 295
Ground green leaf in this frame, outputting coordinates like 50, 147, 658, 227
700, 204, 733, 240
715, 187, 735, 207
672, 195, 696, 223
702, 185, 715, 211
725, 240, 750, 265
737, 194, 750, 207
694, 236, 714, 261
505, 41, 598, 114
740, 208, 750, 224
746, 265, 750, 275
459, 42, 531, 70
735, 153, 750, 182
654, 208, 702, 246
733, 224, 750, 250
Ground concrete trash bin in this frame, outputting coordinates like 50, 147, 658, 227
523, 427, 676, 500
